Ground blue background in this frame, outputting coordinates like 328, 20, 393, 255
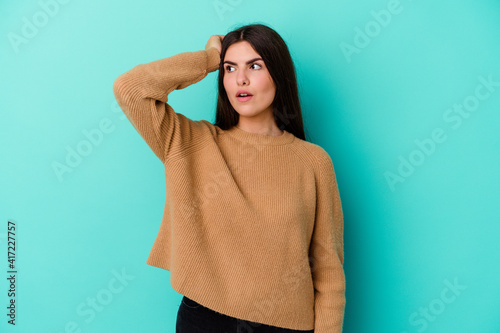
1, 0, 499, 332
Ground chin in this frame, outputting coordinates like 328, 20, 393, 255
233, 104, 268, 115
234, 109, 263, 117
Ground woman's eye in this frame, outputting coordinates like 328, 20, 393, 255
225, 64, 261, 72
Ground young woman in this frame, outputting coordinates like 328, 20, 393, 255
113, 24, 345, 333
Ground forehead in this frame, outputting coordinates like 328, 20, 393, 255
224, 41, 261, 62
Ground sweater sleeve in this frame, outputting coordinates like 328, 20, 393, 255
310, 152, 346, 332
112, 47, 221, 163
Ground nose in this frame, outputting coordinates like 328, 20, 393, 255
236, 69, 248, 86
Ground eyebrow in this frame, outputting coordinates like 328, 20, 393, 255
223, 57, 263, 66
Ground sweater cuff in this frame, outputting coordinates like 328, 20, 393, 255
205, 47, 221, 73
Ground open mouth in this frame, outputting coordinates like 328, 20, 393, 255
236, 94, 253, 102
236, 91, 253, 101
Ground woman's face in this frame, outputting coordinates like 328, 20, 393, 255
223, 41, 276, 119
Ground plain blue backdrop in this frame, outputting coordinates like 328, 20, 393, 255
1, 0, 499, 332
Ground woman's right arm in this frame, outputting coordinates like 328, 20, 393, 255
112, 46, 221, 163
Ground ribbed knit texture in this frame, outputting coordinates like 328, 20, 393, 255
112, 47, 345, 332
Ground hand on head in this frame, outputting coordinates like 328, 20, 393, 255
205, 35, 225, 54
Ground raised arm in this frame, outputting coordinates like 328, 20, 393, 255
112, 45, 221, 163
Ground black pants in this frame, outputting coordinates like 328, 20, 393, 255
176, 295, 314, 333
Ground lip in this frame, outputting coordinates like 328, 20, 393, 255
236, 95, 253, 102
236, 90, 253, 97
236, 90, 253, 102
236, 96, 252, 102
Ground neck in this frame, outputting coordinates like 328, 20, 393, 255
235, 123, 284, 137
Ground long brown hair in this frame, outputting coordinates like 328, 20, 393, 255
213, 23, 307, 141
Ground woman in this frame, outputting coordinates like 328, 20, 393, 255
113, 23, 345, 333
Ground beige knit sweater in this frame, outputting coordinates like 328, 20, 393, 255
112, 46, 345, 332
